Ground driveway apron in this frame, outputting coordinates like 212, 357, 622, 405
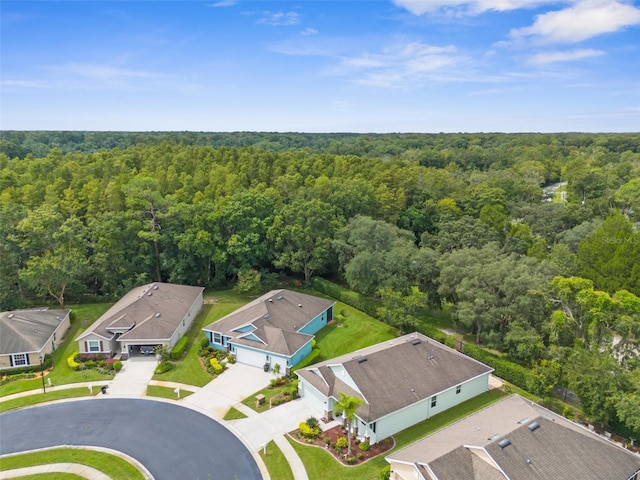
105, 356, 157, 396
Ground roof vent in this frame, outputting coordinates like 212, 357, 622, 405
277, 295, 284, 300
8, 313, 14, 319
411, 339, 421, 345
268, 298, 273, 302
147, 292, 153, 296
153, 285, 159, 290
518, 417, 530, 424
264, 313, 271, 319
427, 355, 435, 360
498, 438, 511, 449
488, 434, 501, 441
528, 422, 540, 431
357, 357, 368, 364
299, 304, 302, 308
154, 312, 161, 318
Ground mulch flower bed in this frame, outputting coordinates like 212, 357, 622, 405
289, 423, 394, 465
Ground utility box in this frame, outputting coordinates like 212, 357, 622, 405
255, 394, 265, 407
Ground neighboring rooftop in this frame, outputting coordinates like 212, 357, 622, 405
76, 282, 203, 342
1, 308, 70, 354
296, 332, 493, 422
388, 394, 640, 480
203, 289, 334, 356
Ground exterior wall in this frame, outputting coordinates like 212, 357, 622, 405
299, 377, 333, 418
298, 307, 332, 335
168, 292, 203, 348
235, 343, 287, 370
388, 462, 418, 480
361, 373, 490, 444
288, 341, 313, 367
78, 333, 115, 356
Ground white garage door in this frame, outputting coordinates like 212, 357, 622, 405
300, 380, 327, 415
236, 347, 269, 369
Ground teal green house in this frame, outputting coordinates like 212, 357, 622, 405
203, 289, 335, 374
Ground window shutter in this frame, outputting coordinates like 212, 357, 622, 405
10, 356, 13, 367
84, 341, 88, 352
99, 341, 103, 351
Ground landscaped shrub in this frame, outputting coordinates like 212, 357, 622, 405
336, 437, 348, 449
209, 357, 224, 375
155, 361, 173, 374
345, 456, 356, 464
306, 416, 319, 428
67, 352, 80, 371
358, 441, 370, 451
84, 360, 96, 369
463, 344, 531, 389
0, 373, 37, 385
113, 361, 123, 372
171, 336, 189, 360
200, 336, 210, 348
379, 465, 391, 480
299, 421, 321, 439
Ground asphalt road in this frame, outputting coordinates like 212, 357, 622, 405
0, 398, 262, 480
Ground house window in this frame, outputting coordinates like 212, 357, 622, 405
88, 341, 100, 352
431, 396, 437, 408
12, 353, 29, 366
182, 319, 185, 327
369, 422, 377, 433
456, 385, 461, 395
213, 332, 222, 344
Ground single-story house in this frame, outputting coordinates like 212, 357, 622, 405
203, 289, 335, 374
296, 332, 494, 444
385, 394, 640, 480
76, 282, 204, 359
0, 308, 71, 370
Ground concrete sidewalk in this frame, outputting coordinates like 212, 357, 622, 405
0, 462, 112, 480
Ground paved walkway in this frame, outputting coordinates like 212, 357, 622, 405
0, 462, 111, 480
1, 361, 320, 480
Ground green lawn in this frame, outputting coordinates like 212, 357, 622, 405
241, 380, 295, 413
0, 388, 97, 413
151, 290, 252, 386
12, 474, 85, 480
1, 303, 114, 397
295, 300, 396, 370
288, 389, 506, 480
0, 447, 145, 480
259, 440, 294, 480
223, 406, 248, 420
145, 385, 193, 400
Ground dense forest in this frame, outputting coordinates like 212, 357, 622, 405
1, 131, 639, 435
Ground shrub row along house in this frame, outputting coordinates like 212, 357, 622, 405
0, 308, 71, 370
296, 332, 494, 444
76, 283, 203, 359
203, 289, 335, 374
385, 394, 640, 480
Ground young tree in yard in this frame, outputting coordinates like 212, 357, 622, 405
334, 392, 363, 458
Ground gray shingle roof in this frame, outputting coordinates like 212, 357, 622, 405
203, 289, 334, 357
1, 309, 70, 355
76, 283, 203, 343
297, 332, 493, 422
388, 394, 640, 480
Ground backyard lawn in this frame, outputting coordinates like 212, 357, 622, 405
151, 289, 254, 386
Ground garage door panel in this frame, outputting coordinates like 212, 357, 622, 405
236, 347, 268, 368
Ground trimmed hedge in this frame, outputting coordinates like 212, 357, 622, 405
1, 354, 52, 376
463, 344, 531, 389
311, 277, 379, 318
171, 336, 188, 360
67, 352, 80, 371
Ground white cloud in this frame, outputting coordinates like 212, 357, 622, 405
257, 11, 301, 26
333, 42, 470, 87
301, 28, 318, 36
511, 0, 640, 43
208, 0, 236, 6
392, 0, 555, 15
528, 48, 605, 63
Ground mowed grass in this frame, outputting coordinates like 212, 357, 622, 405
288, 389, 506, 480
0, 387, 97, 413
14, 474, 85, 480
223, 406, 248, 420
295, 300, 396, 370
0, 447, 146, 480
259, 440, 294, 480
151, 289, 253, 386
145, 385, 193, 400
0, 304, 113, 397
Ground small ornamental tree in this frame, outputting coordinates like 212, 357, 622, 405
334, 392, 363, 457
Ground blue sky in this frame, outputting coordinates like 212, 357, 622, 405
1, 0, 639, 132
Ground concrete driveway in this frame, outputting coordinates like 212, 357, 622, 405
106, 356, 158, 396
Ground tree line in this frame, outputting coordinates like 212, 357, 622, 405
0, 131, 639, 434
